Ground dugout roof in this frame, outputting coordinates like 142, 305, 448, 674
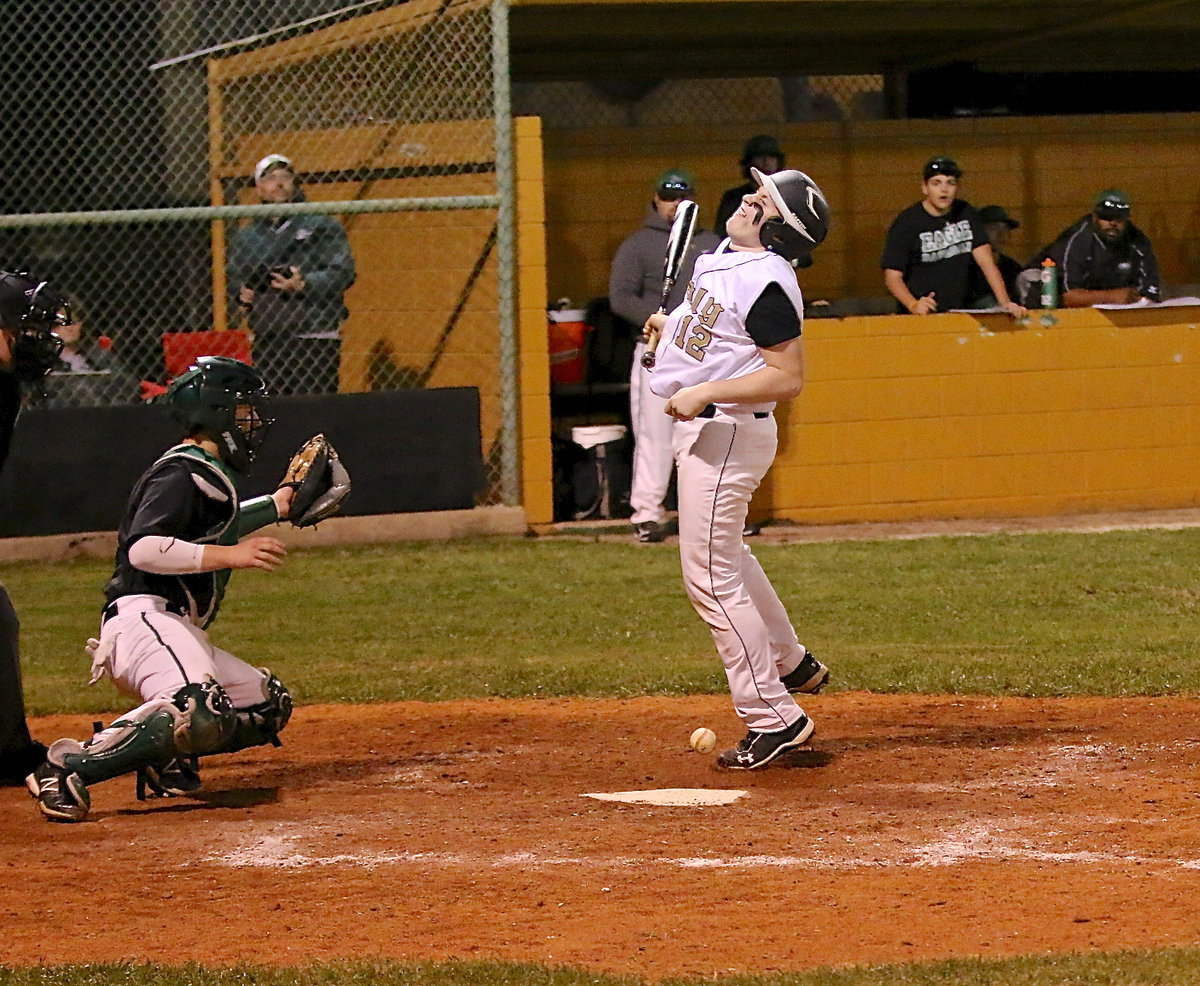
509, 0, 1200, 80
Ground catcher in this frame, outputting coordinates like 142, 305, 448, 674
27, 355, 350, 822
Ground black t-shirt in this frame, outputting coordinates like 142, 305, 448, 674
966, 250, 1023, 307
0, 375, 18, 475
880, 200, 987, 311
105, 448, 239, 627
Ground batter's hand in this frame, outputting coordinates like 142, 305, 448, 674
643, 311, 668, 341
908, 292, 937, 315
222, 537, 287, 572
665, 384, 710, 421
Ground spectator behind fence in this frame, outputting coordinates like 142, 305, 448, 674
881, 156, 1025, 319
609, 168, 719, 543
227, 153, 356, 395
36, 301, 139, 408
966, 205, 1024, 308
713, 135, 786, 240
1017, 189, 1162, 308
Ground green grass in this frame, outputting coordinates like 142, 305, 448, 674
7, 526, 1200, 716
7, 949, 1200, 985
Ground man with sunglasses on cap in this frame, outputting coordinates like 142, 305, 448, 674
609, 168, 719, 543
227, 153, 356, 395
1020, 189, 1161, 308
881, 156, 1026, 318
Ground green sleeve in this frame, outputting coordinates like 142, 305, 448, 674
237, 495, 280, 537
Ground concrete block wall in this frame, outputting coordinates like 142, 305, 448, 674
770, 306, 1200, 523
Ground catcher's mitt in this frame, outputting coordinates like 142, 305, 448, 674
279, 433, 351, 528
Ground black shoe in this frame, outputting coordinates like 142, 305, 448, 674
780, 652, 829, 694
633, 521, 666, 543
137, 757, 202, 800
743, 520, 763, 537
0, 740, 47, 786
717, 714, 814, 770
26, 761, 90, 822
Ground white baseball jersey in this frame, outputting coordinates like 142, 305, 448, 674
647, 241, 804, 407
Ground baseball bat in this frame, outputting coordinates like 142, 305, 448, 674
641, 198, 699, 369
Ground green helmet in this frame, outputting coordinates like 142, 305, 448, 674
164, 355, 272, 473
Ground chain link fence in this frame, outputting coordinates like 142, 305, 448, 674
1, 0, 516, 504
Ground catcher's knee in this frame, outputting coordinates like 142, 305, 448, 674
171, 679, 237, 755
222, 670, 292, 754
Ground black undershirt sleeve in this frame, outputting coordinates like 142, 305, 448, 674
745, 282, 802, 348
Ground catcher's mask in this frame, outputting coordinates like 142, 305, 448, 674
0, 271, 70, 382
750, 167, 830, 267
164, 355, 273, 473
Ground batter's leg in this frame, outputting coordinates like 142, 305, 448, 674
628, 341, 675, 526
674, 416, 803, 732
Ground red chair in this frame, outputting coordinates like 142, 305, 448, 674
161, 329, 252, 380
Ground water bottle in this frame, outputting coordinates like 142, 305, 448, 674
1039, 258, 1059, 309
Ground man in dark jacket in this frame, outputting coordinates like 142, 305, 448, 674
0, 271, 71, 784
1021, 189, 1161, 308
227, 154, 356, 394
609, 168, 719, 542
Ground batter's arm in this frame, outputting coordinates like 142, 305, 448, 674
664, 336, 804, 420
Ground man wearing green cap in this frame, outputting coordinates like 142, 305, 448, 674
1021, 189, 1161, 307
609, 168, 719, 542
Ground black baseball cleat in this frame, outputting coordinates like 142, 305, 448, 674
633, 521, 667, 543
780, 651, 829, 694
717, 714, 814, 770
26, 761, 91, 822
137, 756, 202, 800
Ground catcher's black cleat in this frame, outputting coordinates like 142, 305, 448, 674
137, 756, 202, 800
781, 652, 829, 695
26, 761, 90, 822
717, 714, 814, 770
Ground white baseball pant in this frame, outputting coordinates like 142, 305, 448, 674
630, 340, 676, 525
92, 594, 271, 709
673, 410, 807, 732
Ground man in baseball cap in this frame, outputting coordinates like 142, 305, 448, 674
967, 205, 1023, 306
609, 168, 718, 543
880, 155, 1025, 318
253, 153, 293, 184
713, 135, 786, 237
1021, 187, 1160, 307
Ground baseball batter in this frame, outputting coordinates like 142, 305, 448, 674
27, 356, 299, 822
644, 168, 830, 770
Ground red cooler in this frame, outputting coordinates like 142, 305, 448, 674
548, 309, 590, 385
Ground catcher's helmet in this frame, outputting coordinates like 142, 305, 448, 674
164, 355, 272, 473
0, 270, 70, 382
750, 168, 830, 266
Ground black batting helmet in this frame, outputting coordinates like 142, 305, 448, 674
0, 271, 70, 382
750, 168, 830, 266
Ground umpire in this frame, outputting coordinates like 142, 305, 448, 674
0, 271, 71, 784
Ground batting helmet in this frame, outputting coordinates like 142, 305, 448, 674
750, 168, 830, 266
164, 355, 272, 473
0, 271, 70, 382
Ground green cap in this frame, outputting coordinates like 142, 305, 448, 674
1093, 188, 1131, 219
655, 168, 694, 200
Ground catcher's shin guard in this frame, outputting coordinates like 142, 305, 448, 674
49, 702, 180, 786
171, 680, 236, 755
220, 670, 293, 755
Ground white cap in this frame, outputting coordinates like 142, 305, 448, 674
253, 153, 293, 183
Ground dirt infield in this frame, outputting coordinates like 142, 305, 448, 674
7, 693, 1200, 977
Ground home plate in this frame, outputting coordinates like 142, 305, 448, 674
582, 789, 747, 806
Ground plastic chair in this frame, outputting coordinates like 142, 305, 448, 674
161, 329, 252, 380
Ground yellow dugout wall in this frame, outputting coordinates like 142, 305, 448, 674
542, 112, 1200, 308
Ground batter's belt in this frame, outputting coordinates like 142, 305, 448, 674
698, 404, 770, 420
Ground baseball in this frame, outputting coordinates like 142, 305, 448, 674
690, 727, 717, 754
